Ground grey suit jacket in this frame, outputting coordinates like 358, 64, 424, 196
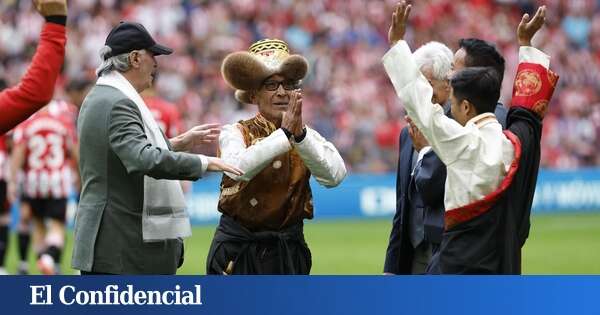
72, 84, 205, 274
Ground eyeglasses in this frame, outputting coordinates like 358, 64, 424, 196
262, 80, 301, 91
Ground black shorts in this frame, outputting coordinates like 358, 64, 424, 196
0, 180, 7, 214
22, 197, 67, 222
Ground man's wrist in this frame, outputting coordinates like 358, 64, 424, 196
281, 127, 307, 143
45, 15, 67, 26
293, 127, 307, 142
518, 35, 532, 47
197, 154, 209, 174
169, 136, 183, 152
281, 127, 293, 140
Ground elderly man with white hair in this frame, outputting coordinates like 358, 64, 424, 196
385, 2, 557, 274
384, 40, 455, 275
384, 37, 511, 274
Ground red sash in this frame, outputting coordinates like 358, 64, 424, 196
445, 130, 522, 230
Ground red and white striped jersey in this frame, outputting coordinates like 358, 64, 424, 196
48, 99, 78, 126
13, 104, 77, 199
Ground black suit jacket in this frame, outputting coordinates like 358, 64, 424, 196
383, 103, 508, 274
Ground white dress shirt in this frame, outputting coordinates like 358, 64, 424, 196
382, 41, 550, 211
219, 123, 347, 188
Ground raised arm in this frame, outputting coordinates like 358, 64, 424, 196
511, 5, 557, 120
0, 0, 68, 134
508, 5, 558, 243
382, 1, 474, 166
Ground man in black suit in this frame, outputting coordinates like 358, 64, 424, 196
384, 38, 509, 275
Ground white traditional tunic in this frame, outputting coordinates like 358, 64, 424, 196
382, 41, 550, 211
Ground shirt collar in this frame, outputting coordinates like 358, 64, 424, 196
466, 112, 498, 129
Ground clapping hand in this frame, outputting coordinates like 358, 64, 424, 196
517, 5, 546, 47
170, 123, 221, 153
388, 1, 412, 46
281, 89, 304, 138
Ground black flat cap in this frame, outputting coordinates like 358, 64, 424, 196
104, 21, 173, 59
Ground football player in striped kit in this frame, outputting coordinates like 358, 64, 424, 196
9, 101, 78, 275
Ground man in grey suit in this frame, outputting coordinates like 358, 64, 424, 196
72, 21, 243, 275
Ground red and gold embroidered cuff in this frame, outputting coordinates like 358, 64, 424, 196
511, 63, 559, 119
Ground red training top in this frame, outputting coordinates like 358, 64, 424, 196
144, 96, 184, 138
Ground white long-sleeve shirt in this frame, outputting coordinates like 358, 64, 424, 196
219, 124, 347, 188
382, 41, 550, 210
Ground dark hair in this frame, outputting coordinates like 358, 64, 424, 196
451, 67, 500, 115
0, 78, 7, 91
458, 38, 505, 83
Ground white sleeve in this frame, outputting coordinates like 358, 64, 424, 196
519, 46, 550, 68
197, 154, 209, 175
219, 124, 291, 181
294, 127, 347, 188
382, 40, 475, 166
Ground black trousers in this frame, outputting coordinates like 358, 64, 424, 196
206, 215, 311, 275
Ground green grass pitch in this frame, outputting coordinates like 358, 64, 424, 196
3, 213, 600, 274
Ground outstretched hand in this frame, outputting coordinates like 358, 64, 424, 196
388, 1, 412, 46
206, 157, 244, 176
170, 123, 221, 153
517, 5, 546, 47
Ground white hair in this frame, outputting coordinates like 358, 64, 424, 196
413, 41, 453, 81
95, 46, 131, 77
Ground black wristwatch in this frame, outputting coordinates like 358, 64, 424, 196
281, 127, 307, 143
294, 127, 307, 142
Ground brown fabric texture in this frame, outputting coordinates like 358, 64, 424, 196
218, 115, 314, 231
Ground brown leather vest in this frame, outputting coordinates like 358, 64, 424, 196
218, 115, 314, 231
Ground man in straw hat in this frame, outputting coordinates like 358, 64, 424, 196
207, 39, 347, 275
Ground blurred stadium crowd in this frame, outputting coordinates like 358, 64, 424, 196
1, 0, 599, 172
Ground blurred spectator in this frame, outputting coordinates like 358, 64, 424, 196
1, 0, 599, 171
